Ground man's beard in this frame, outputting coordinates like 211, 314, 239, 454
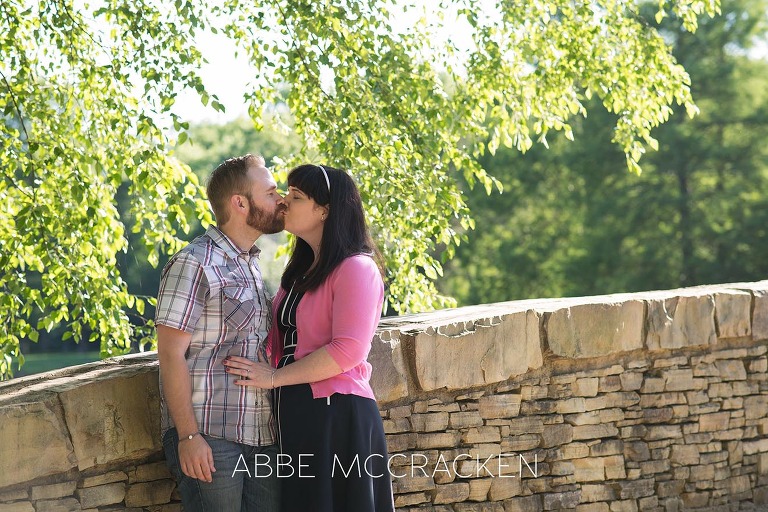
246, 197, 285, 234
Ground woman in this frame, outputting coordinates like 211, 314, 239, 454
224, 164, 394, 512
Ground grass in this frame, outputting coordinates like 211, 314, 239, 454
15, 352, 102, 377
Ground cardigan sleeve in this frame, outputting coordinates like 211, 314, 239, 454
325, 256, 384, 372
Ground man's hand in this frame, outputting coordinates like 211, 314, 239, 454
178, 435, 216, 482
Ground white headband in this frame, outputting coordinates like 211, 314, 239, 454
317, 165, 330, 193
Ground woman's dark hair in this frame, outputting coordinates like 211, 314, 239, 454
281, 164, 383, 292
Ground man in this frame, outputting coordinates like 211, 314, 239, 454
155, 154, 285, 511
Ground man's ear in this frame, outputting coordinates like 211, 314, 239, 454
230, 194, 247, 215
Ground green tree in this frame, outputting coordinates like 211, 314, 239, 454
1, 1, 215, 378
640, 0, 768, 287
1, 0, 720, 377
441, 0, 768, 305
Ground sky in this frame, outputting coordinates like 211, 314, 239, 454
174, 30, 249, 124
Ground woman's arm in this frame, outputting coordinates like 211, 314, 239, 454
225, 346, 343, 388
323, 256, 384, 372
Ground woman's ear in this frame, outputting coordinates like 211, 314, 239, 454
319, 205, 330, 221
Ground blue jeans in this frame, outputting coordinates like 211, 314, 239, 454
163, 428, 279, 512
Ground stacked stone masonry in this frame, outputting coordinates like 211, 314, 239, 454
1, 281, 767, 511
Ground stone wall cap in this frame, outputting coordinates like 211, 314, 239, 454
0, 354, 158, 406
5, 280, 767, 399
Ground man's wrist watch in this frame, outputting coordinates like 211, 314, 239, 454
180, 431, 200, 442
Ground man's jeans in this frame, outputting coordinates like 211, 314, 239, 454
163, 428, 279, 512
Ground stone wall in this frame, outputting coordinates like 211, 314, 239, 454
1, 281, 767, 511
0, 355, 175, 511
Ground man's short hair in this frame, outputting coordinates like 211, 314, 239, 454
206, 154, 265, 225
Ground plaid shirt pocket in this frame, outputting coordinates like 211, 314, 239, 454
222, 285, 257, 332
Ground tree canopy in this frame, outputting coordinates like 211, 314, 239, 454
440, 0, 768, 305
1, 0, 720, 377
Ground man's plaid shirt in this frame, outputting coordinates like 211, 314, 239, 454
156, 226, 275, 446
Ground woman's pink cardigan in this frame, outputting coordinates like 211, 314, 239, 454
266, 254, 385, 400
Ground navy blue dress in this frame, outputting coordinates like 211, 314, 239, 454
273, 282, 394, 512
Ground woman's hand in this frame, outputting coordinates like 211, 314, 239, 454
224, 352, 276, 389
